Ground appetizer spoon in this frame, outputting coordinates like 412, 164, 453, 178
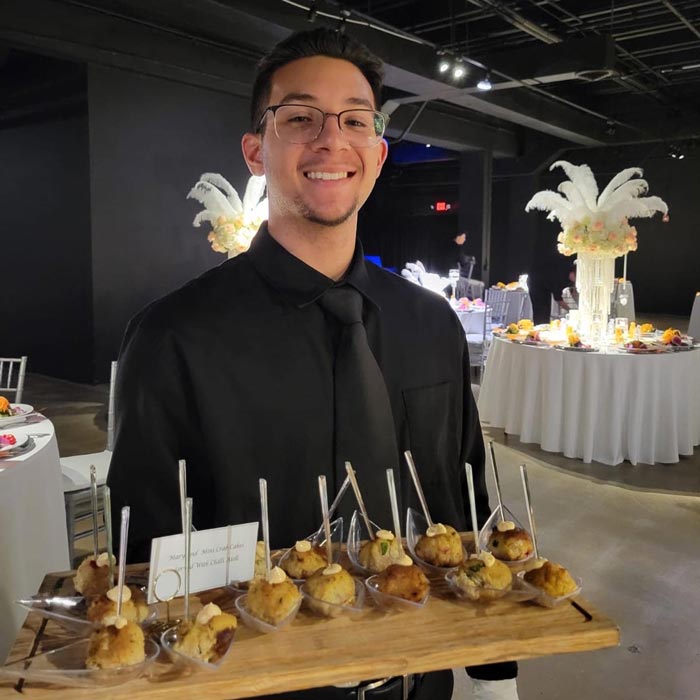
259, 478, 272, 579
403, 450, 435, 528
183, 497, 193, 622
488, 441, 505, 521
317, 476, 334, 566
116, 506, 130, 617
104, 485, 115, 585
519, 464, 540, 559
89, 465, 99, 558
464, 463, 480, 555
386, 469, 406, 558
345, 461, 375, 540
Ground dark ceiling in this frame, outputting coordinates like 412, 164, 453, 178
2, 0, 699, 158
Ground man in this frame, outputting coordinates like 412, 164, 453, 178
108, 28, 518, 700
452, 231, 476, 280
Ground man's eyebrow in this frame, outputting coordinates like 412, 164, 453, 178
276, 94, 375, 110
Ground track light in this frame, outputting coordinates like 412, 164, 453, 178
453, 62, 466, 80
668, 144, 685, 160
307, 2, 317, 22
477, 73, 492, 91
438, 59, 451, 73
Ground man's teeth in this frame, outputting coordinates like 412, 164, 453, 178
305, 172, 349, 180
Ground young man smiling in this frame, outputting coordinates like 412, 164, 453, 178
108, 28, 519, 700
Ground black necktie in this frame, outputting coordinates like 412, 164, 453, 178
319, 286, 398, 519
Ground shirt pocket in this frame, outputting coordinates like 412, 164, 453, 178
402, 381, 459, 489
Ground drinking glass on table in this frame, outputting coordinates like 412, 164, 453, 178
448, 268, 460, 300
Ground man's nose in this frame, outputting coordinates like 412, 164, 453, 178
313, 114, 349, 148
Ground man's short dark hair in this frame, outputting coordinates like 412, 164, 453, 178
250, 27, 384, 130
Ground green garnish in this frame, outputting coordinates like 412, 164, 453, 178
380, 541, 389, 556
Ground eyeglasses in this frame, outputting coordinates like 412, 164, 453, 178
258, 104, 388, 148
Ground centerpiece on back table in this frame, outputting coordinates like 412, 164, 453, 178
188, 173, 268, 258
525, 161, 668, 340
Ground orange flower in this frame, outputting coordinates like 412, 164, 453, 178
517, 319, 534, 330
0, 396, 10, 415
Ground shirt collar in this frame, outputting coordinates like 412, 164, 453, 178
246, 223, 379, 310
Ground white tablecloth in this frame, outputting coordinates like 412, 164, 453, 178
478, 337, 700, 466
0, 418, 69, 661
456, 308, 485, 334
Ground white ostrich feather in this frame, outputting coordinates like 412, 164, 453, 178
242, 175, 266, 216
607, 196, 668, 222
596, 167, 643, 207
600, 179, 648, 211
192, 211, 219, 228
187, 181, 236, 221
557, 181, 586, 208
197, 172, 243, 211
525, 191, 574, 223
550, 161, 599, 210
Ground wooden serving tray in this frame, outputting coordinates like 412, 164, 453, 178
0, 559, 619, 699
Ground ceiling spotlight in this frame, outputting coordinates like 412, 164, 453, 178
426, 143, 432, 148
477, 73, 492, 91
453, 62, 466, 80
668, 144, 685, 160
439, 59, 451, 73
307, 2, 317, 22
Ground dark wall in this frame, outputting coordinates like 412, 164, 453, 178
1, 114, 93, 381
88, 65, 252, 378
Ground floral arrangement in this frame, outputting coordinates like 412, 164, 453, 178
188, 173, 268, 257
0, 396, 14, 417
525, 161, 668, 258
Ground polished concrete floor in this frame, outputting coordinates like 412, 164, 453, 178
23, 331, 700, 700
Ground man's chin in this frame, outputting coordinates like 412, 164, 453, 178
300, 201, 358, 228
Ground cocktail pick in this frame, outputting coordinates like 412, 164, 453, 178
89, 465, 99, 558
345, 461, 375, 540
519, 464, 539, 559
183, 497, 193, 622
328, 473, 350, 522
116, 506, 129, 617
464, 463, 480, 555
103, 485, 115, 585
318, 476, 334, 566
403, 450, 435, 528
259, 478, 271, 579
488, 441, 505, 521
385, 469, 406, 558
178, 459, 187, 533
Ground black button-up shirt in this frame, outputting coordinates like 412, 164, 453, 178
107, 224, 489, 563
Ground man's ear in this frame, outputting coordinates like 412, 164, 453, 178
374, 138, 389, 179
241, 132, 264, 176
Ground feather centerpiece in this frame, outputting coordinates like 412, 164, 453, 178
525, 161, 668, 257
188, 173, 268, 258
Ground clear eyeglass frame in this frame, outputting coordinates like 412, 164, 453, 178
258, 104, 388, 147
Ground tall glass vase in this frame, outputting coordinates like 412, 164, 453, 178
575, 253, 616, 342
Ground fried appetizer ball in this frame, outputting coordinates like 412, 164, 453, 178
358, 530, 403, 573
246, 568, 301, 625
415, 524, 464, 567
174, 603, 237, 663
375, 562, 430, 603
85, 618, 145, 669
304, 564, 355, 617
87, 585, 149, 625
487, 522, 534, 562
281, 540, 328, 579
454, 554, 513, 601
524, 560, 578, 598
73, 553, 115, 598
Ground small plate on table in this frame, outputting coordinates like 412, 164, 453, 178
0, 432, 29, 452
0, 404, 34, 427
561, 345, 597, 352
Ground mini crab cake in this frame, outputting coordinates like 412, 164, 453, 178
246, 567, 301, 625
87, 585, 149, 625
375, 561, 430, 603
174, 603, 237, 663
415, 524, 464, 567
73, 552, 115, 598
453, 553, 513, 601
487, 522, 534, 562
304, 564, 356, 617
358, 530, 403, 573
85, 618, 145, 669
281, 540, 328, 579
524, 560, 578, 598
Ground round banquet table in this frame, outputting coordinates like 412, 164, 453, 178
478, 337, 700, 466
0, 417, 69, 661
456, 307, 485, 334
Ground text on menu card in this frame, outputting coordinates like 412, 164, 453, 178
147, 522, 258, 604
